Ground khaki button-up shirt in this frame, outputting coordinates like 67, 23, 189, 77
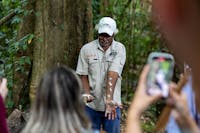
76, 39, 126, 111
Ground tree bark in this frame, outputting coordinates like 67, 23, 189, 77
100, 0, 110, 16
29, 0, 93, 101
12, 0, 93, 104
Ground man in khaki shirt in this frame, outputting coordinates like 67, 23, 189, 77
76, 17, 126, 133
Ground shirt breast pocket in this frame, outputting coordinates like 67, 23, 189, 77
106, 57, 114, 66
88, 59, 99, 74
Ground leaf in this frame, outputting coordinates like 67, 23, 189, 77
25, 57, 31, 65
27, 39, 32, 44
11, 16, 22, 24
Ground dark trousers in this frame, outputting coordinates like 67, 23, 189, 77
86, 106, 121, 133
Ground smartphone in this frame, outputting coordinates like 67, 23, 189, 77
146, 52, 174, 98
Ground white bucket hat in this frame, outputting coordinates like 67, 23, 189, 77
96, 17, 118, 36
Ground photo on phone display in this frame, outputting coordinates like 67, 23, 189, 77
146, 52, 174, 98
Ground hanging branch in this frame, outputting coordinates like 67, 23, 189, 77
0, 11, 16, 26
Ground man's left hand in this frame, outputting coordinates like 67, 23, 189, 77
105, 100, 117, 120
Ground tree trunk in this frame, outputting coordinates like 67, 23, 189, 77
29, 0, 93, 101
64, 0, 93, 69
84, 0, 93, 43
100, 0, 110, 16
13, 0, 93, 104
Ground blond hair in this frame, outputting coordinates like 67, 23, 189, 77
22, 66, 91, 133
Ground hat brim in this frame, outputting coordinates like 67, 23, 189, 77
98, 26, 114, 36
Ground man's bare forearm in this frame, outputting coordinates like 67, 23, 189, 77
80, 75, 90, 94
106, 71, 118, 101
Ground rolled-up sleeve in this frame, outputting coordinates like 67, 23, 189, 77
109, 44, 126, 76
76, 47, 88, 75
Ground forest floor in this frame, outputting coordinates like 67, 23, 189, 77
120, 113, 156, 133
120, 122, 126, 133
120, 102, 157, 133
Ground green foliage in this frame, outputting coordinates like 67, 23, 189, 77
2, 33, 33, 111
0, 0, 32, 112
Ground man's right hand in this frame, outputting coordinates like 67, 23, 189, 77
82, 94, 94, 103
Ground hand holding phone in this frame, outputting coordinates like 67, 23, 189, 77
146, 52, 174, 98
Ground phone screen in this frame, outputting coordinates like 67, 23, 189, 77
146, 56, 174, 98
